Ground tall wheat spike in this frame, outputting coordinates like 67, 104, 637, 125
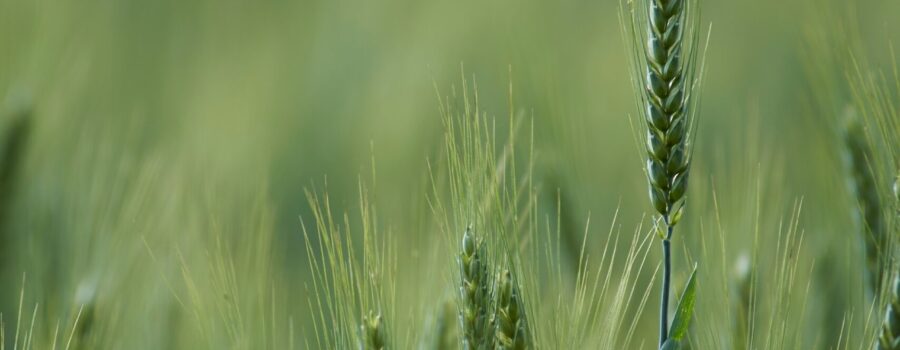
623, 0, 704, 346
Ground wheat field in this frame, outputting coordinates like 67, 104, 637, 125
0, 0, 898, 349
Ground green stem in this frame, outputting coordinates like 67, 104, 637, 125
660, 222, 674, 348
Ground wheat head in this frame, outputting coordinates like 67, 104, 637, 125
493, 269, 529, 350
625, 0, 703, 346
640, 0, 701, 228
875, 176, 900, 349
459, 227, 493, 350
843, 112, 886, 295
360, 310, 387, 350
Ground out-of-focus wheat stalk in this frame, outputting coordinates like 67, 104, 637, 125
842, 110, 887, 296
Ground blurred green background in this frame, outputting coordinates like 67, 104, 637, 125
0, 0, 898, 348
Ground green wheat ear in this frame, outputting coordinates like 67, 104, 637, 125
493, 269, 529, 350
842, 110, 886, 296
459, 227, 493, 350
623, 0, 704, 347
641, 0, 701, 226
877, 272, 900, 350
876, 175, 900, 350
361, 310, 387, 350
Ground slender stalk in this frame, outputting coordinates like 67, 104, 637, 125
733, 254, 752, 349
0, 103, 30, 242
430, 300, 457, 350
660, 233, 672, 346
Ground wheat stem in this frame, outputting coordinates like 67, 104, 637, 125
430, 301, 457, 350
660, 229, 672, 345
733, 255, 752, 349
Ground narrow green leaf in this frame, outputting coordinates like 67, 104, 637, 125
668, 263, 698, 341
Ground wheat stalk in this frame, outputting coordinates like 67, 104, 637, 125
459, 227, 494, 350
732, 255, 752, 349
493, 269, 529, 350
624, 0, 703, 346
0, 101, 31, 226
843, 111, 887, 296
429, 300, 458, 350
0, 103, 30, 184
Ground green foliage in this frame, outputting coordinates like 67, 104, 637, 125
303, 184, 394, 349
668, 264, 698, 342
661, 338, 681, 350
